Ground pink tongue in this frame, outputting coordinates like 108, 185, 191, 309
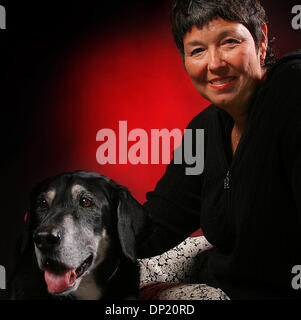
44, 269, 77, 293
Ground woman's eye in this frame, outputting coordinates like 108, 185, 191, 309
38, 199, 48, 209
191, 48, 204, 56
80, 197, 92, 208
224, 38, 240, 45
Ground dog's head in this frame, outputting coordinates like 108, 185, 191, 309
23, 171, 144, 296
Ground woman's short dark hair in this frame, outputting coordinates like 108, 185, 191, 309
171, 0, 275, 69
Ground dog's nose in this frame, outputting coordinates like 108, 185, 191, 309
33, 227, 61, 251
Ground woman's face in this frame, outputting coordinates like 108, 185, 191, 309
183, 17, 267, 115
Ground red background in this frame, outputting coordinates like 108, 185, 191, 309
21, 0, 300, 201
25, 2, 208, 204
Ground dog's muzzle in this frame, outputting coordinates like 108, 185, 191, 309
33, 226, 93, 294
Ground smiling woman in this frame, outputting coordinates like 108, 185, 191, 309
135, 0, 301, 300
183, 18, 268, 154
183, 19, 267, 126
172, 0, 273, 155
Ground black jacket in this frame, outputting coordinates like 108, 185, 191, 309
138, 50, 301, 299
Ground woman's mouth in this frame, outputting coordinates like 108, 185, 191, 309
208, 76, 236, 90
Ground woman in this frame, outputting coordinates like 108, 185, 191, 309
137, 0, 301, 299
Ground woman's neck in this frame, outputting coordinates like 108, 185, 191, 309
230, 112, 248, 155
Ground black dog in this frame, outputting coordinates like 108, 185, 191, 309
9, 171, 147, 300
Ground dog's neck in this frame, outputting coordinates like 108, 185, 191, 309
71, 260, 120, 300
71, 272, 102, 300
107, 259, 120, 282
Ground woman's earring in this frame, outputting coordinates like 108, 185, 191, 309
260, 56, 265, 67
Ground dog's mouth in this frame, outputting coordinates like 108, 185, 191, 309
43, 254, 93, 294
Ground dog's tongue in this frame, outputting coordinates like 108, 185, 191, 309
44, 269, 77, 293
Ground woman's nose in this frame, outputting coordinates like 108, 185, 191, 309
207, 48, 227, 72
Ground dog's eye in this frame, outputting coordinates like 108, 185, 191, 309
80, 197, 92, 208
38, 199, 48, 209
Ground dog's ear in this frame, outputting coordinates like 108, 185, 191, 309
116, 187, 147, 262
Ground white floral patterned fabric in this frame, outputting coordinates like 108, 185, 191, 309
138, 236, 230, 300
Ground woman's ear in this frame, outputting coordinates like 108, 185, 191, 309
259, 23, 268, 65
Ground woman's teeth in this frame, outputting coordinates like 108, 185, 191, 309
210, 77, 235, 85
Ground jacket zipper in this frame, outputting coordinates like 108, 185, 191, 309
224, 169, 231, 190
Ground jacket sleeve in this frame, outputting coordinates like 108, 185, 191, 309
264, 55, 301, 224
281, 60, 301, 222
136, 111, 209, 258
